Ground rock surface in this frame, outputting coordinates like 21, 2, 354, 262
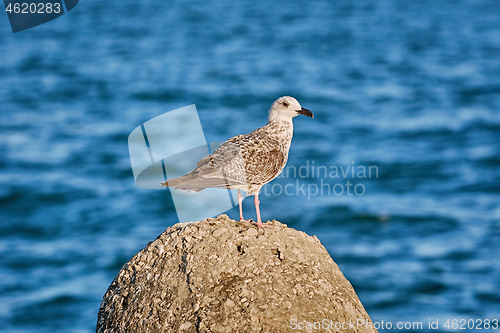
97, 215, 377, 333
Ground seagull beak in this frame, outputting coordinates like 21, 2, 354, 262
297, 107, 314, 118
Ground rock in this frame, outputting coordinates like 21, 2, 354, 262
224, 299, 235, 308
96, 215, 377, 333
245, 228, 258, 237
180, 322, 192, 330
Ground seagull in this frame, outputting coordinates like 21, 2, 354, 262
160, 96, 313, 227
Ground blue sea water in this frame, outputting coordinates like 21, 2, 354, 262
1, 0, 499, 331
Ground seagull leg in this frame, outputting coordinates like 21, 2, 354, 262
238, 190, 246, 222
254, 193, 273, 228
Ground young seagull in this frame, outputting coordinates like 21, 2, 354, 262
160, 96, 313, 227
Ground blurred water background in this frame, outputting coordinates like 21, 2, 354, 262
1, 0, 500, 331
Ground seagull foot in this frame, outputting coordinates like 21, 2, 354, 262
256, 221, 274, 228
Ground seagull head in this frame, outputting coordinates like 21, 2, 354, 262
268, 96, 314, 122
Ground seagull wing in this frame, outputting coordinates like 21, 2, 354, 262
160, 135, 248, 191
160, 129, 287, 191
215, 131, 287, 185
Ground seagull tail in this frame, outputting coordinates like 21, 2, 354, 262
160, 174, 202, 192
160, 173, 243, 192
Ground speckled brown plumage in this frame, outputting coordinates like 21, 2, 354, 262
160, 96, 313, 227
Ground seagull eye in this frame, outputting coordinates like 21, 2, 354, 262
282, 102, 289, 107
